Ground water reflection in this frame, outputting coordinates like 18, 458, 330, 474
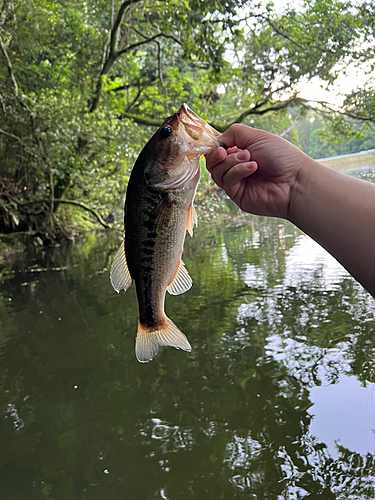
1, 171, 375, 498
309, 375, 375, 457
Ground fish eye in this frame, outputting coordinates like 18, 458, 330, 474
160, 126, 172, 139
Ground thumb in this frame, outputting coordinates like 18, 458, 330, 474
217, 123, 259, 150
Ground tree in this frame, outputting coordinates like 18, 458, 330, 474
0, 0, 374, 240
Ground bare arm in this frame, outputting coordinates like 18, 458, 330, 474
290, 158, 375, 296
206, 124, 375, 297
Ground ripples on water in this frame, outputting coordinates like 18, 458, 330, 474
0, 166, 375, 499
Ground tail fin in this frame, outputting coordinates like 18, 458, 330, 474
135, 316, 192, 363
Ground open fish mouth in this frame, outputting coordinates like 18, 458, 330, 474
176, 103, 225, 154
177, 103, 219, 139
176, 103, 227, 154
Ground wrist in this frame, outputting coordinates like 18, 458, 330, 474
287, 157, 322, 224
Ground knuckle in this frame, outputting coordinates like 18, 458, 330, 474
231, 123, 240, 133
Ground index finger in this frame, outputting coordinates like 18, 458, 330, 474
217, 123, 256, 150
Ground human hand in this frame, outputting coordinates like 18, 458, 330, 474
206, 124, 314, 219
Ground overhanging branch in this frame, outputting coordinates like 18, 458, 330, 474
121, 111, 162, 126
212, 97, 308, 131
0, 127, 22, 142
7, 196, 111, 229
320, 102, 375, 123
297, 98, 375, 124
119, 96, 309, 132
117, 32, 182, 57
55, 199, 111, 228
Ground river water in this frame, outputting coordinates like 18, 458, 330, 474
1, 167, 375, 499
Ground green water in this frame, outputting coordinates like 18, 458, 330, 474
1, 167, 375, 500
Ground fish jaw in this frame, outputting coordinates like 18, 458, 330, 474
178, 103, 219, 137
176, 103, 221, 156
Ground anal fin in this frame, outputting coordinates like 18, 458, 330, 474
167, 259, 192, 295
186, 204, 197, 237
110, 239, 133, 293
135, 316, 192, 363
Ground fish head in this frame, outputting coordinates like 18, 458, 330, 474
151, 104, 221, 165
146, 104, 223, 190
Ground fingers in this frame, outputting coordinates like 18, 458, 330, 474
205, 146, 240, 172
207, 149, 250, 181
222, 161, 258, 191
207, 149, 258, 198
205, 146, 227, 171
216, 123, 257, 150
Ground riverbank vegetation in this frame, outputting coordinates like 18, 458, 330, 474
1, 0, 374, 242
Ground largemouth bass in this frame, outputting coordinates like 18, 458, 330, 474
110, 104, 223, 363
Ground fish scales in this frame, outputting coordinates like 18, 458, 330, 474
110, 104, 223, 363
127, 180, 194, 327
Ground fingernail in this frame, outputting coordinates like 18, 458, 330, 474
235, 150, 249, 161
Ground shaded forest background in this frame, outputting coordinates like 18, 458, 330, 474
0, 0, 375, 241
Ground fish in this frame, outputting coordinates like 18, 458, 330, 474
110, 103, 224, 363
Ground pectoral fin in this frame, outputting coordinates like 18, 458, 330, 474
110, 239, 133, 293
186, 204, 197, 237
167, 259, 192, 295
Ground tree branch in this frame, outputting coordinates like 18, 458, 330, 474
109, 75, 157, 93
7, 196, 111, 229
109, 0, 136, 56
126, 86, 142, 112
56, 199, 111, 228
0, 230, 40, 239
298, 99, 375, 124
211, 97, 308, 132
89, 1, 183, 114
258, 14, 335, 54
279, 118, 302, 137
0, 34, 18, 94
0, 36, 49, 161
117, 32, 182, 57
89, 1, 182, 113
156, 40, 165, 89
121, 110, 162, 126
0, 127, 21, 141
320, 102, 375, 123
119, 97, 308, 132
89, 0, 139, 113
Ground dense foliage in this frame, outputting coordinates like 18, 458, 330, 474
0, 0, 374, 240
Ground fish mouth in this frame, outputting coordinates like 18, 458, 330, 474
153, 104, 223, 191
177, 103, 218, 138
176, 104, 225, 154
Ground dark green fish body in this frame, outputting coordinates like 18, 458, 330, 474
111, 104, 221, 362
125, 162, 199, 328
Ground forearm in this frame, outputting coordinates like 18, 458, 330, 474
289, 159, 375, 297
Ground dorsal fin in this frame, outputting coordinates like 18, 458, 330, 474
110, 239, 133, 293
186, 204, 197, 237
167, 259, 192, 295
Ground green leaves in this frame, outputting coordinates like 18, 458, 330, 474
1, 0, 374, 238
